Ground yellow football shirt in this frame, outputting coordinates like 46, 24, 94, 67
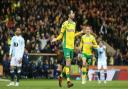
56, 20, 76, 49
80, 34, 98, 55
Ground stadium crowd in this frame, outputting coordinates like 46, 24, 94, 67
0, 0, 128, 78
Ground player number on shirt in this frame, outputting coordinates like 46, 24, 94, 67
14, 42, 18, 47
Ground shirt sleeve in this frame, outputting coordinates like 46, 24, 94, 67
79, 37, 83, 49
92, 37, 98, 48
56, 22, 66, 40
75, 31, 83, 37
9, 37, 14, 56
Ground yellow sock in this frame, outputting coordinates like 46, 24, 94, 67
60, 66, 66, 77
82, 75, 86, 80
82, 66, 87, 80
65, 66, 70, 81
82, 67, 87, 72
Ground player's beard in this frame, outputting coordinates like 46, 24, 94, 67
16, 33, 21, 36
86, 32, 90, 36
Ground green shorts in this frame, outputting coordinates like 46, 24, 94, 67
63, 48, 74, 60
82, 53, 92, 65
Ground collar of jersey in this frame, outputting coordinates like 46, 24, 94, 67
85, 34, 91, 37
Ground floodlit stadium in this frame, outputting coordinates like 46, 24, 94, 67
0, 0, 128, 89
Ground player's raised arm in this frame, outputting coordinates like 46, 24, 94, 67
75, 30, 83, 37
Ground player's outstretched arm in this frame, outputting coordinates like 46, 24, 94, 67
75, 30, 83, 37
51, 33, 63, 42
52, 22, 66, 42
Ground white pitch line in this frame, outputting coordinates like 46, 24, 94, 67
0, 79, 10, 82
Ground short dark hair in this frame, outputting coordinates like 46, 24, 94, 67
15, 27, 21, 32
66, 9, 74, 16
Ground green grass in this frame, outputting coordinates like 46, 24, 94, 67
0, 79, 128, 89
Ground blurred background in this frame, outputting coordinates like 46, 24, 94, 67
0, 0, 128, 80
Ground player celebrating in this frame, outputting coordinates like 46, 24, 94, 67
78, 25, 98, 84
7, 27, 25, 86
97, 41, 107, 84
52, 9, 83, 88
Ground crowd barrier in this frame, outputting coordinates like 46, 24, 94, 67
71, 65, 128, 80
0, 65, 3, 76
0, 53, 128, 80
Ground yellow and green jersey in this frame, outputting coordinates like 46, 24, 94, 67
80, 34, 98, 55
56, 20, 76, 49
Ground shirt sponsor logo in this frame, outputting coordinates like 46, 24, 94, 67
67, 29, 75, 32
84, 42, 92, 45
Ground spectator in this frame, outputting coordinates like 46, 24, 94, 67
123, 51, 128, 65
0, 45, 4, 64
2, 53, 10, 78
109, 54, 114, 66
39, 33, 49, 52
22, 48, 29, 79
99, 21, 107, 41
53, 60, 58, 79
36, 59, 43, 78
43, 60, 50, 79
114, 49, 122, 65
29, 61, 37, 79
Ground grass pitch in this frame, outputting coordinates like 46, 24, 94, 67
0, 79, 128, 89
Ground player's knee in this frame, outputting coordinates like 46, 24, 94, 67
57, 64, 62, 71
66, 59, 71, 66
17, 67, 21, 74
82, 60, 86, 66
17, 69, 21, 74
10, 68, 14, 73
104, 70, 107, 73
66, 63, 70, 66
83, 63, 86, 66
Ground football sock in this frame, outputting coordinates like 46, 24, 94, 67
82, 66, 87, 81
65, 66, 70, 81
98, 71, 101, 80
104, 72, 107, 80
